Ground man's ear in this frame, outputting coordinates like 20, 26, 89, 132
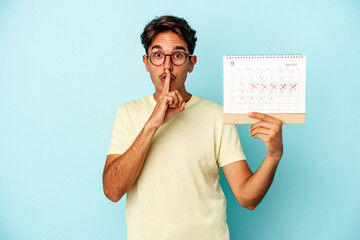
143, 55, 150, 72
187, 55, 197, 73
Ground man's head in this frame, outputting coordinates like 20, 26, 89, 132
141, 15, 197, 55
141, 16, 197, 99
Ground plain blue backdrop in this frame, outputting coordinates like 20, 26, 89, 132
1, 0, 359, 239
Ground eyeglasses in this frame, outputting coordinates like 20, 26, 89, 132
147, 51, 192, 66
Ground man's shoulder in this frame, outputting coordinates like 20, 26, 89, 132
192, 95, 223, 112
117, 94, 154, 111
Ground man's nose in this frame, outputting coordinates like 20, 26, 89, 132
164, 55, 173, 71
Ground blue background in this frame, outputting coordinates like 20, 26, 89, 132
1, 0, 359, 239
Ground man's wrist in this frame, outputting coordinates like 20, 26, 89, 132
266, 152, 282, 164
144, 121, 159, 135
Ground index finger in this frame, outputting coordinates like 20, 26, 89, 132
162, 69, 170, 93
248, 112, 282, 124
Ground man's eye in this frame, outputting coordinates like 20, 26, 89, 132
154, 52, 163, 58
173, 52, 184, 59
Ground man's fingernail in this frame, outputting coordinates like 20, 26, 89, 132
248, 112, 253, 116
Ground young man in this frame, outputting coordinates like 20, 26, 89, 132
103, 15, 283, 240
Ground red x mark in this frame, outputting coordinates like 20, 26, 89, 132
280, 83, 287, 90
270, 84, 277, 90
290, 84, 297, 90
261, 84, 267, 90
251, 83, 258, 89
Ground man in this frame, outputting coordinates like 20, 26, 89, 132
103, 15, 283, 240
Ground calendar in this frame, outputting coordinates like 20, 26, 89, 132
223, 55, 306, 124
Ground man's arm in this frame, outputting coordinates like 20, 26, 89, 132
222, 112, 283, 210
103, 123, 157, 202
102, 69, 185, 202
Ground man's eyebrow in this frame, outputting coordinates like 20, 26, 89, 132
150, 45, 187, 52
174, 46, 186, 51
151, 45, 162, 50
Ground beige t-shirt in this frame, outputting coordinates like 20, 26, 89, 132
108, 94, 246, 240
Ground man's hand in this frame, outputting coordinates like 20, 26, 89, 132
248, 112, 283, 160
147, 69, 186, 129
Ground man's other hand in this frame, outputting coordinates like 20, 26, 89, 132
248, 112, 283, 160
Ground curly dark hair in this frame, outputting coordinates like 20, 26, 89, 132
141, 15, 197, 55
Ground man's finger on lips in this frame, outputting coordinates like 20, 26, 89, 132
248, 112, 282, 124
162, 69, 171, 94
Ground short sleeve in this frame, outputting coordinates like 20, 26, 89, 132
217, 124, 246, 167
107, 105, 131, 155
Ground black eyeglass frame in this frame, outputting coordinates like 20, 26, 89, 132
147, 51, 193, 66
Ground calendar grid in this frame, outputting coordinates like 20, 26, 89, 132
224, 55, 306, 114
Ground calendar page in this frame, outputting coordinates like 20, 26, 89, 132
224, 55, 306, 118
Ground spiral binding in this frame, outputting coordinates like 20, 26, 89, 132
226, 54, 303, 59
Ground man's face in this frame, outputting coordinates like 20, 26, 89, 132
143, 32, 197, 96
